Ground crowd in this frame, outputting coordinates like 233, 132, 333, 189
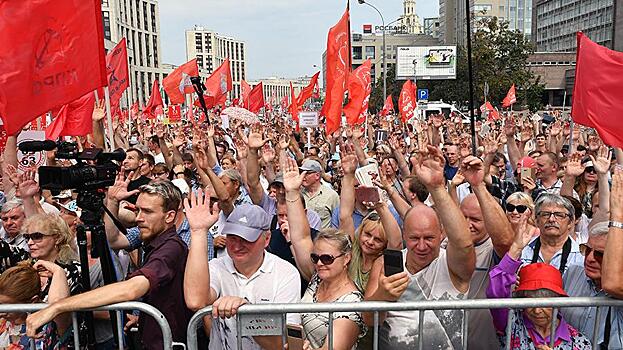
1, 105, 623, 350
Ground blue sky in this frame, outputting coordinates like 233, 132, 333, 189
159, 0, 439, 80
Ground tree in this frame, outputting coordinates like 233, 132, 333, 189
368, 16, 545, 113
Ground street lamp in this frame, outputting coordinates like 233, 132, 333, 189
358, 0, 387, 101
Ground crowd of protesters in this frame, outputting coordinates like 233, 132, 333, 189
1, 104, 623, 350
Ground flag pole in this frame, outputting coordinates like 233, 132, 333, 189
464, 0, 477, 154
104, 86, 116, 150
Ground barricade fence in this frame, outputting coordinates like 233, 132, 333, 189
187, 297, 623, 350
0, 301, 180, 350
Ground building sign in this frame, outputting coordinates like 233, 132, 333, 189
363, 24, 372, 34
396, 46, 457, 80
362, 24, 408, 34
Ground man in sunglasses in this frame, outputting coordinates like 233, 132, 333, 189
184, 201, 300, 350
560, 221, 623, 348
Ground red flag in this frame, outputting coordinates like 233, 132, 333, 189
163, 59, 199, 104
572, 32, 623, 148
46, 92, 95, 140
297, 72, 320, 106
280, 95, 289, 110
398, 80, 417, 123
0, 0, 107, 135
130, 102, 139, 119
205, 58, 232, 101
380, 95, 394, 117
312, 84, 320, 99
168, 105, 181, 122
240, 80, 251, 108
144, 80, 163, 119
343, 60, 372, 125
289, 82, 299, 123
502, 84, 517, 108
321, 8, 350, 135
106, 38, 129, 107
194, 94, 216, 109
248, 83, 265, 114
480, 101, 500, 120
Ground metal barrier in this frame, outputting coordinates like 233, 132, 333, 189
187, 297, 623, 350
0, 301, 180, 350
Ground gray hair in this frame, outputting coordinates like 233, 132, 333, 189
220, 169, 243, 186
1, 199, 24, 214
513, 288, 564, 298
138, 180, 182, 212
535, 194, 575, 221
315, 229, 353, 254
589, 221, 609, 237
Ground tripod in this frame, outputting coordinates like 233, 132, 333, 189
76, 189, 120, 348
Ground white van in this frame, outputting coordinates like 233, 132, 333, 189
417, 101, 471, 124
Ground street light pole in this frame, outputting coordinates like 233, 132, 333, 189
358, 0, 387, 101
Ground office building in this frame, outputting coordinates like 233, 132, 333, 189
532, 0, 622, 52
423, 17, 442, 39
101, 0, 166, 105
185, 25, 247, 99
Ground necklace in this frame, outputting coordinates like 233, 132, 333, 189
316, 278, 352, 302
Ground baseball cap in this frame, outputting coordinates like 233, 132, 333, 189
53, 190, 73, 200
515, 263, 567, 297
171, 178, 190, 195
517, 156, 536, 169
271, 172, 284, 185
299, 159, 322, 173
221, 204, 271, 242
57, 200, 81, 218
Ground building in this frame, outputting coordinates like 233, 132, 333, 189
247, 77, 310, 106
322, 32, 441, 90
526, 52, 576, 106
101, 0, 166, 105
440, 0, 532, 45
423, 17, 442, 39
401, 0, 424, 34
531, 0, 622, 52
185, 25, 247, 99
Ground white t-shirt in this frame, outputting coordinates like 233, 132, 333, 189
153, 152, 165, 165
379, 249, 466, 350
208, 251, 301, 350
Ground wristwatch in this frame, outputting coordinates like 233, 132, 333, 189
608, 221, 623, 229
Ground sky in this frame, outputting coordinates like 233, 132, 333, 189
159, 0, 439, 80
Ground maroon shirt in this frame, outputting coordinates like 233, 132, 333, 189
128, 226, 193, 350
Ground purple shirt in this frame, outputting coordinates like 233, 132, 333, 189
128, 226, 193, 350
485, 254, 589, 349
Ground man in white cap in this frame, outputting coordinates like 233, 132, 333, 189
184, 198, 300, 350
299, 159, 339, 229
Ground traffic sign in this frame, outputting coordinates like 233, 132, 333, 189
417, 89, 429, 101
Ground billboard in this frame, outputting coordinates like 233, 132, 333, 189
395, 46, 457, 80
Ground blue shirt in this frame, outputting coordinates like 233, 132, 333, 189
520, 236, 584, 273
125, 218, 215, 261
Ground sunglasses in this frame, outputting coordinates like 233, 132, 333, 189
505, 203, 528, 213
23, 232, 47, 242
310, 253, 345, 265
153, 172, 167, 177
365, 212, 380, 221
584, 167, 596, 174
579, 243, 604, 263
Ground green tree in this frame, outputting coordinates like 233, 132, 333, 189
368, 16, 545, 113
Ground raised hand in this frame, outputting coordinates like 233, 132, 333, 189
247, 124, 268, 150
207, 125, 216, 138
340, 143, 358, 176
591, 145, 612, 175
92, 100, 106, 122
261, 144, 276, 164
377, 272, 410, 301
460, 156, 485, 187
17, 167, 40, 199
184, 188, 220, 232
549, 121, 562, 137
411, 145, 446, 189
352, 126, 364, 140
281, 157, 306, 192
172, 133, 185, 148
503, 117, 516, 137
565, 152, 585, 177
107, 167, 139, 202
278, 134, 290, 150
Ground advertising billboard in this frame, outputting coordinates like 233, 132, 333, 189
395, 46, 457, 80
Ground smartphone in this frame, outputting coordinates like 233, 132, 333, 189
384, 249, 404, 277
520, 167, 535, 181
355, 186, 380, 203
287, 324, 303, 350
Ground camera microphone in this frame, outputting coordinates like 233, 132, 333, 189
18, 140, 57, 153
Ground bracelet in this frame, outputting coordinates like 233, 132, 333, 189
609, 221, 623, 229
286, 241, 292, 247
285, 197, 300, 203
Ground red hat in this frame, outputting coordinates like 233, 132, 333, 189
516, 263, 568, 297
517, 156, 536, 169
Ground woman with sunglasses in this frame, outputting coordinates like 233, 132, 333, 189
0, 261, 72, 350
505, 192, 539, 240
282, 157, 367, 350
561, 148, 611, 218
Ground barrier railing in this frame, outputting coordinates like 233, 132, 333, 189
0, 301, 178, 350
187, 297, 623, 350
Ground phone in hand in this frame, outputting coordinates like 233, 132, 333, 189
384, 249, 404, 277
520, 167, 535, 182
355, 186, 380, 203
287, 324, 303, 350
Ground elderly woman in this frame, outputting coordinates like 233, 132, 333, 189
505, 192, 539, 240
486, 222, 592, 349
0, 214, 82, 297
0, 261, 71, 349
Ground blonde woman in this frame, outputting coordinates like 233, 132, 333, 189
505, 192, 539, 240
